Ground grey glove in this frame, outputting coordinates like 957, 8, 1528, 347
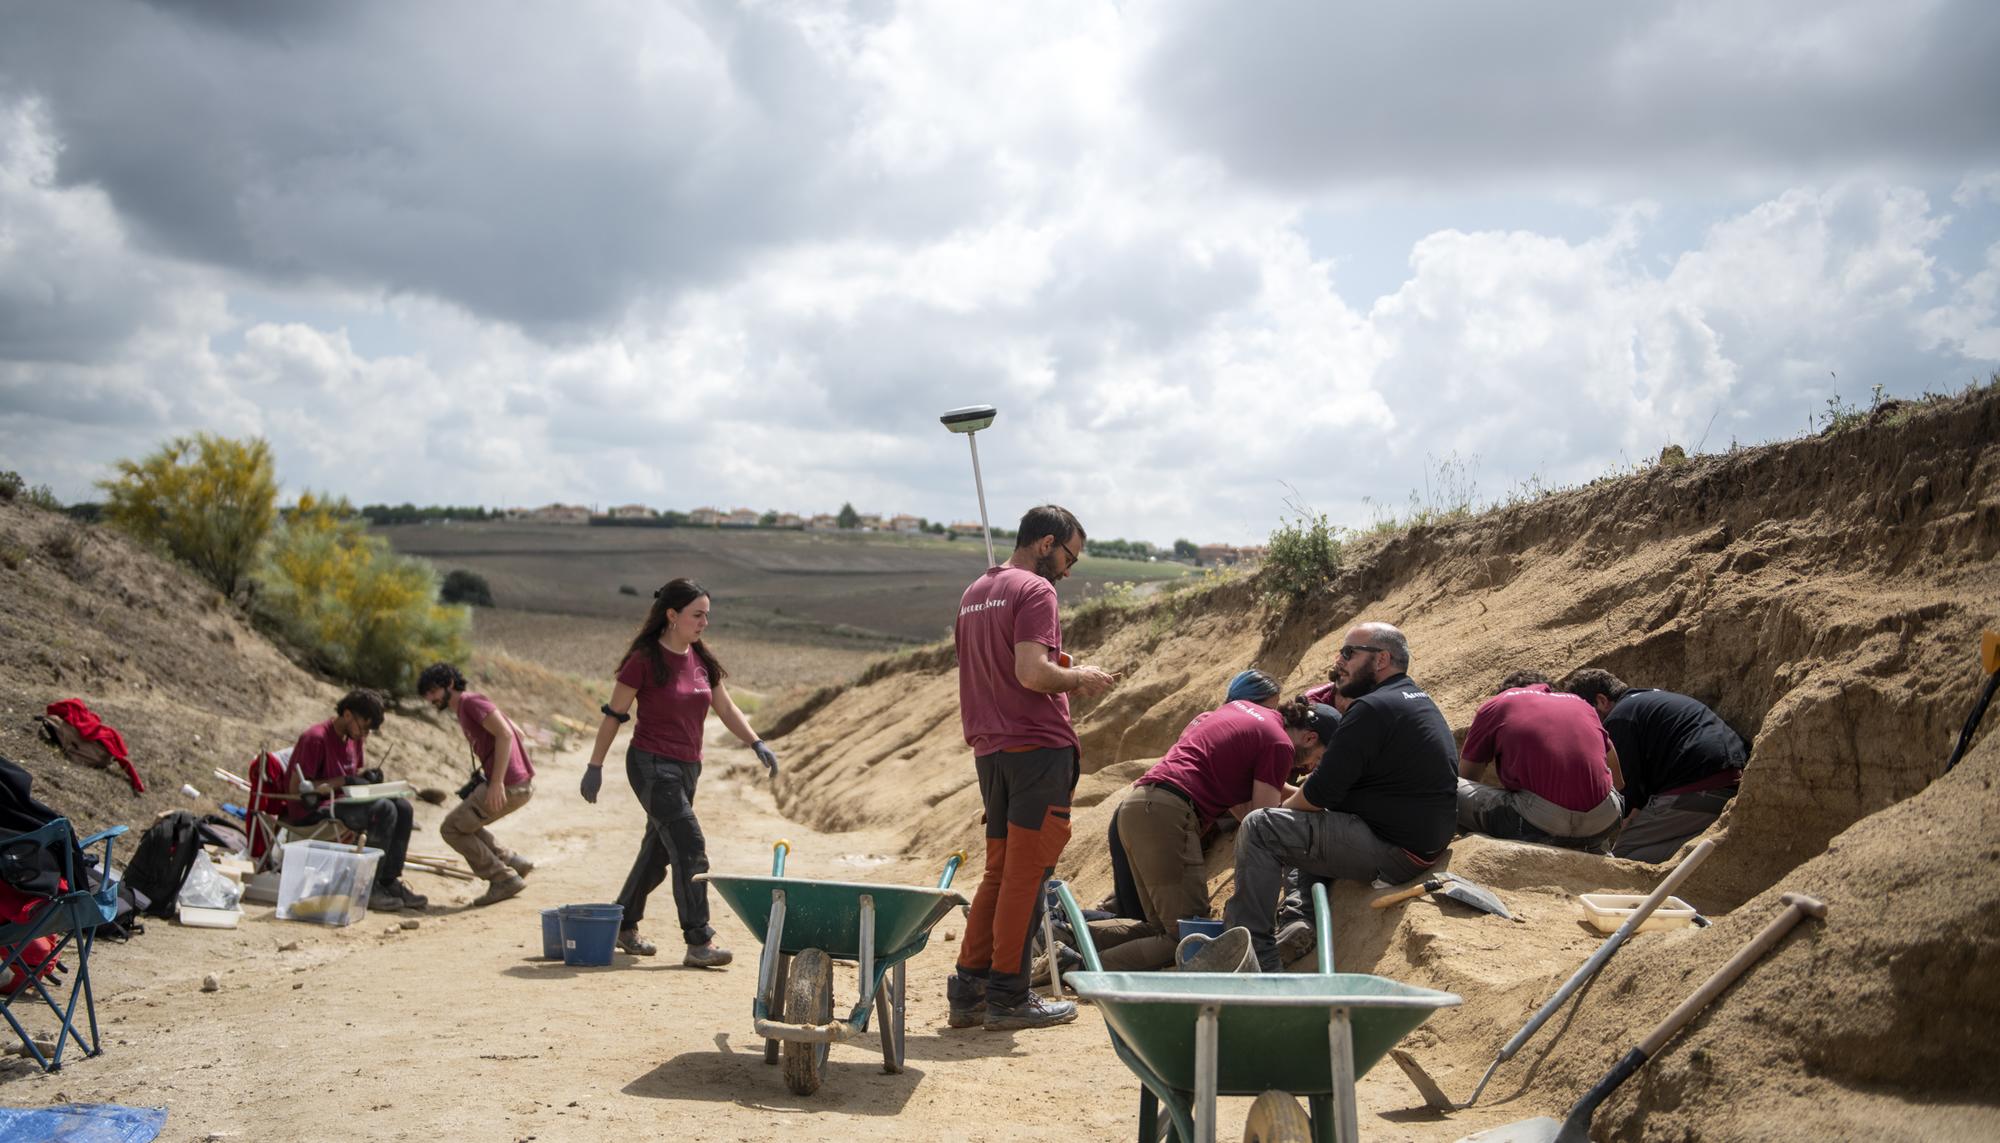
580, 765, 603, 804
752, 740, 779, 777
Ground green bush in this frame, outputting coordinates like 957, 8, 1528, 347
256, 492, 469, 693
1264, 510, 1342, 599
440, 568, 496, 607
99, 434, 277, 597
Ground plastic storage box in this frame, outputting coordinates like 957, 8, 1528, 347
1577, 892, 1698, 934
275, 840, 382, 926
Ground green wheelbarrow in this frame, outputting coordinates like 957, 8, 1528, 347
697, 841, 969, 1095
1054, 881, 1461, 1143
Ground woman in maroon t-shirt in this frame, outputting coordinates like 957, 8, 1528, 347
581, 578, 779, 967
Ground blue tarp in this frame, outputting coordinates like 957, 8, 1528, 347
0, 1104, 167, 1143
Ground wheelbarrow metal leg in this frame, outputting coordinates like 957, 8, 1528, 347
1194, 1002, 1220, 1143
894, 960, 907, 1069
874, 961, 901, 1073
764, 952, 789, 1065
1043, 883, 1063, 999
857, 894, 877, 1013
1327, 1007, 1358, 1143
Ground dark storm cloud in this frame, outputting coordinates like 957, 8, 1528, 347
0, 1, 982, 335
1140, 1, 2000, 189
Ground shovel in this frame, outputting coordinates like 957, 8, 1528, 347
1461, 890, 1827, 1143
1372, 872, 1515, 920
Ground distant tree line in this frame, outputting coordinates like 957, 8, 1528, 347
361, 503, 500, 525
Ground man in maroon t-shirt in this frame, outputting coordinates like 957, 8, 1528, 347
1456, 670, 1626, 852
947, 504, 1119, 1032
287, 690, 426, 912
420, 662, 538, 907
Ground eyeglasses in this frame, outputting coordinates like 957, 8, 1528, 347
1337, 644, 1387, 660
1059, 541, 1084, 568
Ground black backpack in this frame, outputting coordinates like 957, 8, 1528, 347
123, 810, 201, 918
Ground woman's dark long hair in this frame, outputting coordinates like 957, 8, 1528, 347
622, 578, 726, 686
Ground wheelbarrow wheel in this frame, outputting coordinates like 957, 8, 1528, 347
782, 948, 833, 1096
1243, 1090, 1311, 1143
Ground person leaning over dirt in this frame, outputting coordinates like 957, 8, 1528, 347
1455, 670, 1626, 853
419, 662, 537, 907
286, 689, 427, 912
1083, 672, 1335, 972
581, 578, 778, 969
947, 504, 1118, 1032
1221, 622, 1457, 971
1561, 668, 1747, 863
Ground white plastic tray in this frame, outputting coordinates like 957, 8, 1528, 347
1577, 892, 1698, 933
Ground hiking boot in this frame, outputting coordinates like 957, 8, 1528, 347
984, 993, 1079, 1032
946, 973, 987, 1029
372, 878, 426, 912
471, 873, 526, 907
1275, 920, 1316, 966
504, 853, 536, 877
683, 943, 733, 968
617, 928, 657, 957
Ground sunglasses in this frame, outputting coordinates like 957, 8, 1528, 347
1337, 644, 1387, 660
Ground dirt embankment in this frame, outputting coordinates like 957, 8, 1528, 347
0, 503, 593, 834
765, 386, 2000, 1139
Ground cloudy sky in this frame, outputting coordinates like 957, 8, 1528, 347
4, 1, 1997, 545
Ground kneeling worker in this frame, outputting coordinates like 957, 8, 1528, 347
1086, 671, 1335, 971
420, 662, 537, 906
1456, 671, 1625, 852
1562, 669, 1748, 862
1222, 622, 1458, 971
287, 689, 426, 911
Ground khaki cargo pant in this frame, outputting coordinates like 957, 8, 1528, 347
440, 781, 534, 881
1086, 784, 1211, 971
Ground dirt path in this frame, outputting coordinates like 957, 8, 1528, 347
3, 738, 1559, 1142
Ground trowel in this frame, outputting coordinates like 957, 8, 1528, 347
1371, 872, 1515, 920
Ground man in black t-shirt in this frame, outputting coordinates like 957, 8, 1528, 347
1221, 622, 1458, 970
1561, 669, 1748, 862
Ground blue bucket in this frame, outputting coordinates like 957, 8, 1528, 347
540, 908, 563, 959
559, 903, 624, 967
1177, 917, 1226, 941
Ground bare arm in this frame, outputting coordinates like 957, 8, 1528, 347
588, 682, 639, 769
1282, 786, 1322, 811
1605, 743, 1625, 791
710, 682, 761, 747
1013, 641, 1118, 697
1459, 755, 1489, 781
1228, 779, 1286, 821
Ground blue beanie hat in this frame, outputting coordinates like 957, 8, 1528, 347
1226, 669, 1280, 704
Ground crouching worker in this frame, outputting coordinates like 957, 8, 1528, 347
1086, 672, 1334, 971
288, 689, 426, 912
1456, 671, 1625, 853
421, 662, 536, 906
1562, 669, 1748, 862
1221, 623, 1458, 971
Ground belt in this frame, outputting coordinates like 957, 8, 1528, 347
1136, 780, 1196, 810
1659, 769, 1742, 797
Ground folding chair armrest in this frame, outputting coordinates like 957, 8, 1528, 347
78, 825, 130, 847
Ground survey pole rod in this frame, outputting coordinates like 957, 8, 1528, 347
968, 431, 996, 568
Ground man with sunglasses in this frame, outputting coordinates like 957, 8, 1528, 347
1222, 623, 1457, 970
947, 504, 1119, 1031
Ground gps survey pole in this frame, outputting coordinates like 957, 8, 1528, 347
940, 404, 999, 567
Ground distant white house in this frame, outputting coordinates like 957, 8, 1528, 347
527, 503, 591, 525
949, 521, 985, 537
774, 512, 805, 529
689, 506, 722, 526
855, 513, 884, 531
607, 504, 655, 520
722, 507, 759, 528
807, 513, 841, 532
889, 513, 924, 534
1198, 543, 1241, 565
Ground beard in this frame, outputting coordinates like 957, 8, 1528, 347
1337, 660, 1381, 699
430, 695, 450, 712
1033, 551, 1062, 581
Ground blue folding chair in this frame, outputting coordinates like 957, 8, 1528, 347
0, 818, 128, 1072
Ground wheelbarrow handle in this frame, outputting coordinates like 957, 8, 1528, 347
771, 839, 791, 877
939, 849, 970, 889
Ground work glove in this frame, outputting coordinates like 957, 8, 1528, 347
580, 765, 603, 804
752, 740, 779, 778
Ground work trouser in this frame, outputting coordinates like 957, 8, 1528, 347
1455, 779, 1624, 853
1222, 807, 1430, 971
615, 748, 713, 946
1086, 784, 1209, 971
440, 781, 534, 880
954, 746, 1077, 1007
332, 797, 413, 886
1612, 787, 1736, 863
